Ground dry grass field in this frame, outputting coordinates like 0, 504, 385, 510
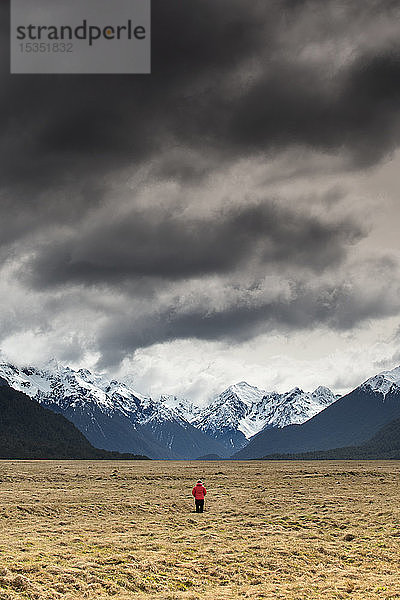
0, 460, 399, 600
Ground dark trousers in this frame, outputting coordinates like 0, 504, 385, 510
195, 499, 204, 513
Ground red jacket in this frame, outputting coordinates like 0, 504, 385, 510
192, 483, 207, 500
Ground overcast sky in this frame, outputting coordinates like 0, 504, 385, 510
1, 0, 400, 403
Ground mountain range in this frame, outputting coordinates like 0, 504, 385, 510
0, 377, 145, 460
0, 360, 338, 459
1, 359, 400, 460
167, 382, 338, 453
233, 366, 400, 459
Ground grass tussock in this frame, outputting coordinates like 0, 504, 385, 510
0, 460, 399, 599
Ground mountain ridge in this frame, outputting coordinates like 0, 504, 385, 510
0, 360, 339, 459
0, 378, 146, 460
261, 415, 400, 460
0, 362, 227, 459
2, 359, 400, 460
187, 382, 338, 453
233, 365, 400, 459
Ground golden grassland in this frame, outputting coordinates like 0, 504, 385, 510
0, 460, 399, 600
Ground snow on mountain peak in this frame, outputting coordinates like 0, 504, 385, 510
0, 360, 191, 431
0, 360, 339, 453
361, 365, 400, 397
313, 385, 331, 394
225, 382, 266, 407
285, 387, 304, 399
159, 395, 201, 423
191, 381, 338, 442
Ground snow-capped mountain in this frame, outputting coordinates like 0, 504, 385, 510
159, 394, 202, 423
189, 382, 266, 452
234, 364, 400, 460
0, 360, 150, 418
0, 361, 227, 459
190, 381, 338, 452
0, 359, 339, 458
361, 365, 400, 397
2, 359, 400, 460
251, 386, 338, 432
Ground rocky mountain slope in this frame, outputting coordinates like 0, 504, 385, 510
0, 360, 339, 458
234, 365, 400, 459
166, 382, 338, 453
0, 362, 226, 459
262, 415, 400, 460
0, 377, 144, 459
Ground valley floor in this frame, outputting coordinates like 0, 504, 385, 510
0, 460, 399, 600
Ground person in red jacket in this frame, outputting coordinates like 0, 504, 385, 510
192, 479, 207, 513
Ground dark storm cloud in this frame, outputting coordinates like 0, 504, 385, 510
21, 201, 364, 288
0, 0, 275, 251
1, 0, 400, 209
228, 50, 400, 166
2, 0, 400, 364
96, 265, 400, 366
0, 0, 268, 190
